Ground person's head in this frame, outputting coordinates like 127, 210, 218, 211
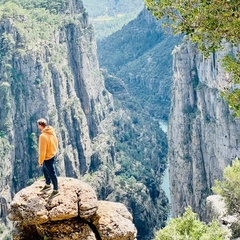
37, 118, 47, 131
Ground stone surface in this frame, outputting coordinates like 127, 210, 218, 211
8, 177, 98, 224
92, 201, 136, 240
206, 195, 227, 222
206, 194, 240, 239
8, 177, 137, 240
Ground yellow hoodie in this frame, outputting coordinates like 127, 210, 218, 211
38, 126, 58, 165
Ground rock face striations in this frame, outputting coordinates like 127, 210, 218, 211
8, 177, 137, 240
168, 40, 240, 220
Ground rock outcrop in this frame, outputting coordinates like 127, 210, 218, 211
168, 39, 240, 220
206, 195, 240, 239
8, 177, 137, 240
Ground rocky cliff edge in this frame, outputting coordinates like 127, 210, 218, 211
8, 177, 137, 240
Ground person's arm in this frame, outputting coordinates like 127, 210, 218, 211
38, 134, 47, 165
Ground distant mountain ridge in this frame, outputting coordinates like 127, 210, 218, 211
82, 0, 144, 39
82, 0, 143, 17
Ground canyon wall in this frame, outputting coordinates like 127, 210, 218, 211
168, 39, 240, 220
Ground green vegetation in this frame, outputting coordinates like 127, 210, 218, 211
222, 57, 240, 116
28, 132, 38, 151
0, 0, 88, 48
98, 10, 176, 238
154, 206, 229, 240
145, 0, 240, 116
0, 82, 11, 136
98, 11, 165, 74
153, 159, 240, 239
212, 158, 240, 237
145, 0, 239, 54
0, 0, 71, 14
91, 12, 141, 40
98, 10, 181, 120
0, 2, 62, 46
111, 106, 169, 239
113, 109, 168, 180
0, 224, 4, 234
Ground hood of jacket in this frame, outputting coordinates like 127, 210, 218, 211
42, 126, 55, 135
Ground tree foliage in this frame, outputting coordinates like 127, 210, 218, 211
0, 0, 70, 14
145, 0, 240, 116
145, 0, 239, 54
212, 158, 240, 215
154, 206, 229, 240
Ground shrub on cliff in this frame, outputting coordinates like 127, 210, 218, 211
145, 0, 240, 116
154, 206, 229, 240
212, 158, 240, 215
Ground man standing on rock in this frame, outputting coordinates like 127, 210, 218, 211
37, 118, 59, 199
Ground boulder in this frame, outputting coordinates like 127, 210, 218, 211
92, 201, 136, 240
206, 194, 240, 239
8, 177, 137, 240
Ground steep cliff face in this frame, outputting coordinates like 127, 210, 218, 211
0, 0, 114, 200
168, 39, 240, 220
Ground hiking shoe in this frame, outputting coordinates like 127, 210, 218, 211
49, 190, 59, 199
40, 185, 51, 192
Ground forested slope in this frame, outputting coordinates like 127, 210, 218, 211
98, 8, 182, 120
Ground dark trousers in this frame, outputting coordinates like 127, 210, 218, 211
43, 156, 58, 191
